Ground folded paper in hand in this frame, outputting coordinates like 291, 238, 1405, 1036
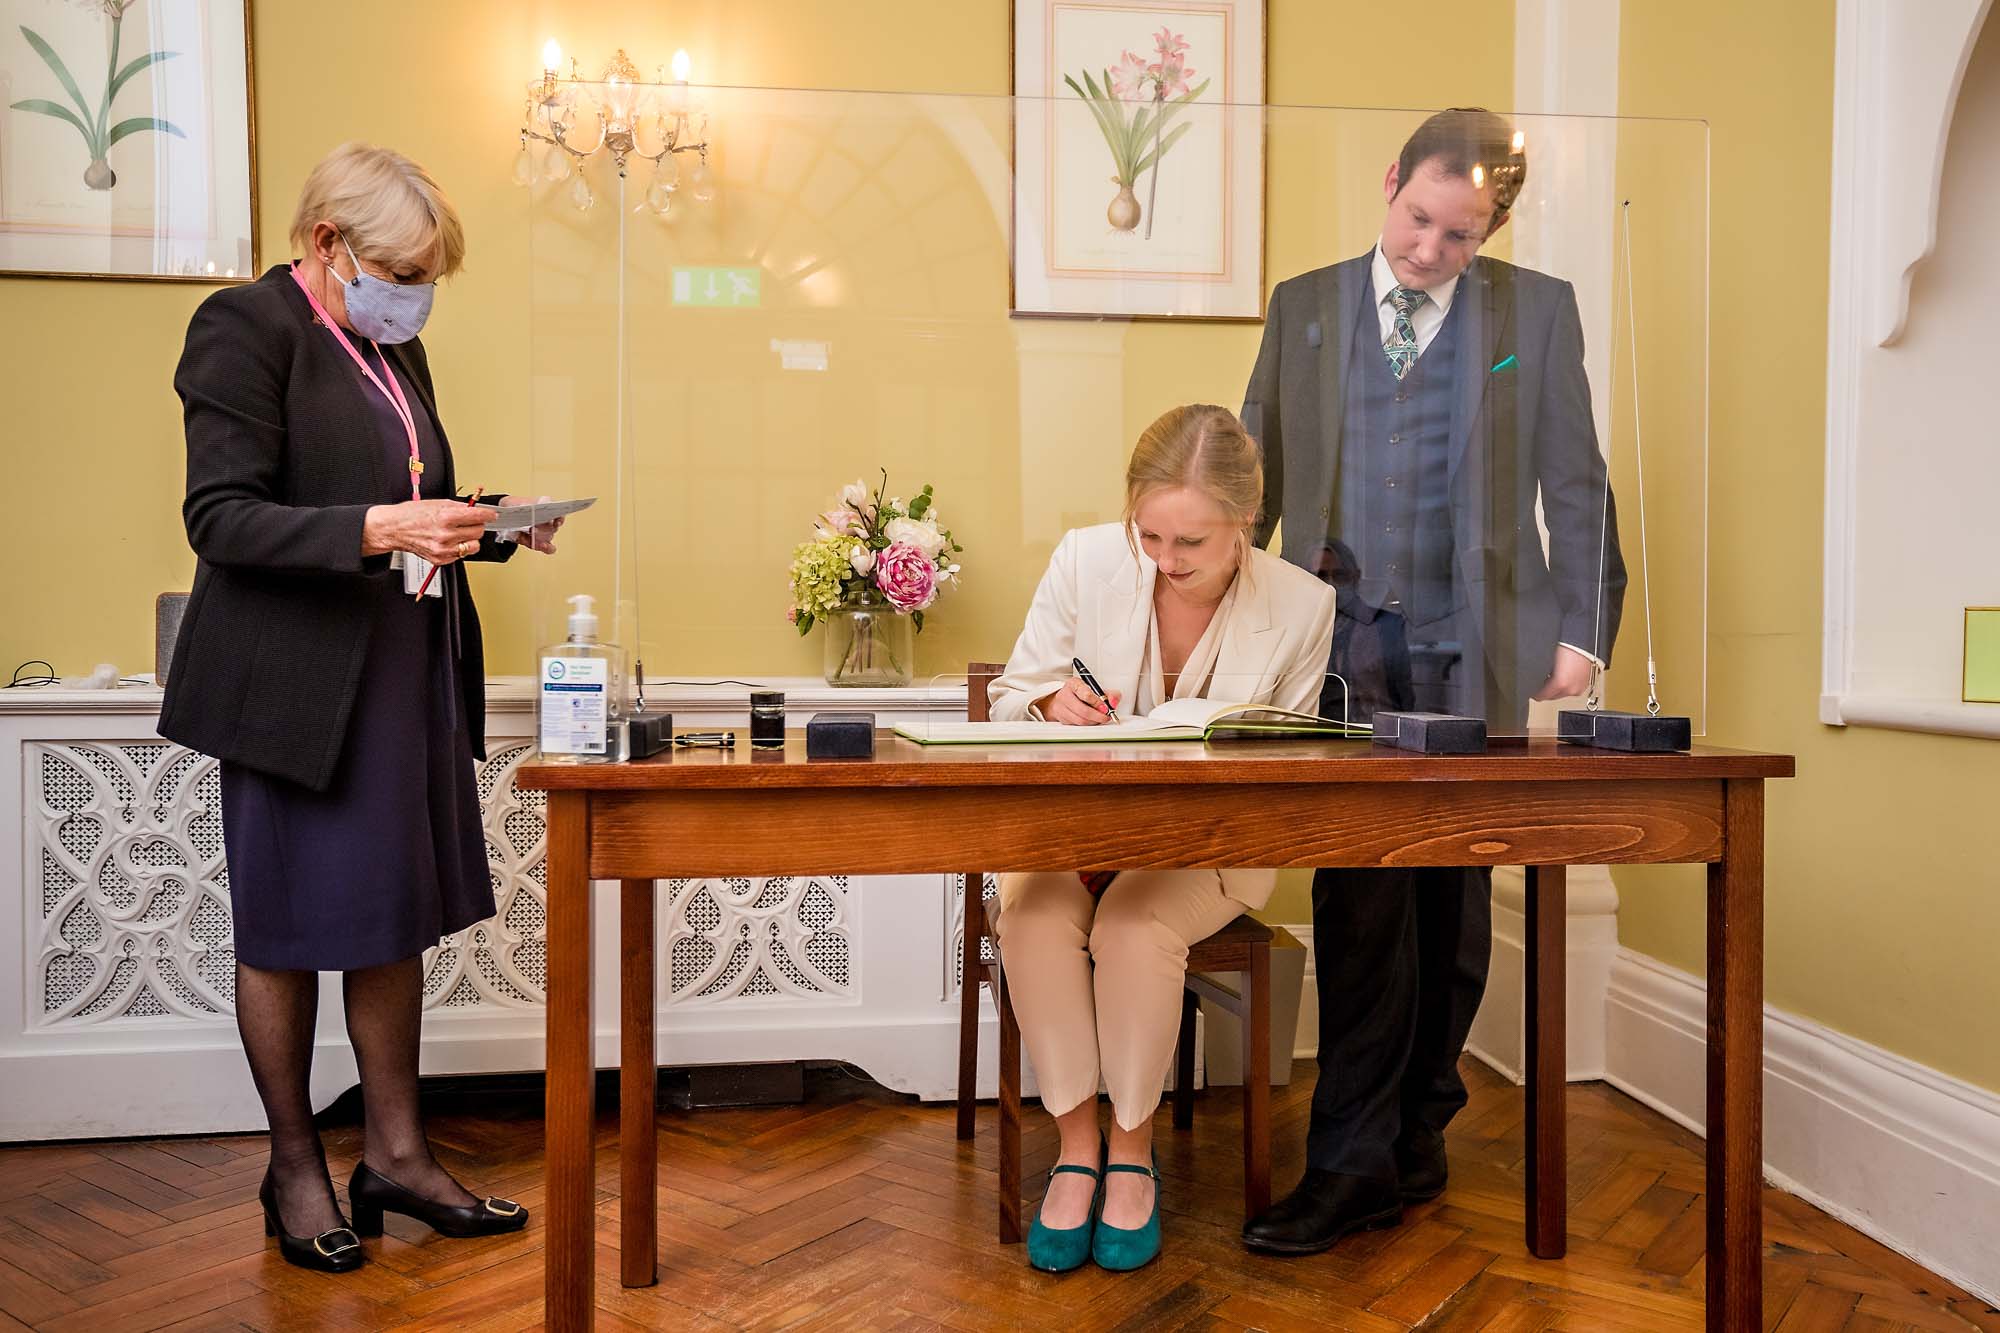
478, 497, 596, 531
895, 696, 1370, 745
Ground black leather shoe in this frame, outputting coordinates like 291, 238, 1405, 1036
348, 1162, 529, 1239
1241, 1169, 1402, 1255
259, 1173, 364, 1272
1395, 1124, 1449, 1203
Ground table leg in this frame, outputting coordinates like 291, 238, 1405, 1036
1524, 864, 1567, 1259
620, 878, 657, 1288
545, 792, 595, 1333
1708, 778, 1764, 1332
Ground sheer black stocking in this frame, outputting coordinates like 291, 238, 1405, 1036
236, 962, 342, 1236
342, 957, 478, 1208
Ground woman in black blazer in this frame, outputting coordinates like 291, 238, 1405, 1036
162, 143, 557, 1272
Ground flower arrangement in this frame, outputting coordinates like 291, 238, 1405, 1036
1064, 27, 1210, 237
788, 472, 962, 633
788, 473, 962, 686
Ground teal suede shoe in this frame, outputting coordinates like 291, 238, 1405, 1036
1026, 1151, 1104, 1273
1091, 1155, 1162, 1271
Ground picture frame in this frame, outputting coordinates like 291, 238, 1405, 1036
1, 0, 257, 283
1011, 0, 1265, 321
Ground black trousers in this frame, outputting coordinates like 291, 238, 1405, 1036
1307, 607, 1494, 1180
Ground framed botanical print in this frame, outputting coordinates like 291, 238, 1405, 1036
1, 0, 256, 282
1012, 0, 1264, 320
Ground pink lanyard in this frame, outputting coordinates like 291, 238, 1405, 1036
289, 263, 424, 501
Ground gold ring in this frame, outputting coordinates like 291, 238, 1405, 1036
459, 540, 477, 557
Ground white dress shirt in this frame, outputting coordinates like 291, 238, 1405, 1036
1370, 242, 1462, 358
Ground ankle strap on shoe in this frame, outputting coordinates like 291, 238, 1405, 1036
1104, 1162, 1159, 1180
1048, 1163, 1101, 1181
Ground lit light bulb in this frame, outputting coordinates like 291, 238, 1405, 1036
671, 49, 691, 82
542, 39, 562, 75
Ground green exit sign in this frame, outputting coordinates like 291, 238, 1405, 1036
672, 266, 761, 307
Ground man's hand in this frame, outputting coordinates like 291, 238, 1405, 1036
1530, 645, 1596, 702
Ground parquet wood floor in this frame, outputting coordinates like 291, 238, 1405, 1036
1, 1060, 1991, 1331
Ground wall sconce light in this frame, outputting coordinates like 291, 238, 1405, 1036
514, 42, 713, 216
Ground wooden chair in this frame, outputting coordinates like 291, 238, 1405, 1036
954, 662, 1272, 1244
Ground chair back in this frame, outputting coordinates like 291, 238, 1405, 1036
967, 661, 1005, 724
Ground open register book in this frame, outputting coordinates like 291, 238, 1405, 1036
894, 696, 1370, 746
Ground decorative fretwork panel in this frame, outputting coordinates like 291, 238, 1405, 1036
946, 873, 999, 999
421, 743, 548, 1010
31, 743, 234, 1024
664, 876, 854, 1005
29, 738, 551, 1026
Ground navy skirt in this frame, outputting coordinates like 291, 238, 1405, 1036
220, 576, 494, 972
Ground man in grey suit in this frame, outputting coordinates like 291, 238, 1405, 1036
1239, 108, 1625, 1254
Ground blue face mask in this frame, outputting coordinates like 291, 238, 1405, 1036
330, 234, 434, 344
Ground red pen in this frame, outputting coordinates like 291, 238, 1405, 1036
414, 486, 482, 599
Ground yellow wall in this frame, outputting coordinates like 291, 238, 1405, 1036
1, 0, 1507, 683
1613, 0, 2000, 1095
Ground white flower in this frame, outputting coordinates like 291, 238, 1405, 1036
838, 479, 877, 521
849, 543, 876, 576
884, 516, 946, 561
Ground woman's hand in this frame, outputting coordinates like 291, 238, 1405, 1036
494, 494, 563, 553
362, 499, 490, 564
1037, 677, 1121, 725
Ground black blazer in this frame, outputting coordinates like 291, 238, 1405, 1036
160, 265, 514, 791
1242, 252, 1626, 712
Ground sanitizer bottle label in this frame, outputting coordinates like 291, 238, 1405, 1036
540, 657, 609, 753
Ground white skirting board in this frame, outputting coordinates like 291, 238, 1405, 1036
1603, 948, 2000, 1306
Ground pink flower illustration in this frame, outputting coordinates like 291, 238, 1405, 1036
1153, 26, 1189, 59
873, 542, 939, 613
1147, 55, 1193, 99
1110, 49, 1149, 100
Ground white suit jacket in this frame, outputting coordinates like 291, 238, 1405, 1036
988, 523, 1338, 909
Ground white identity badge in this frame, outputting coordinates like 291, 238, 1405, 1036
540, 656, 609, 753
396, 552, 443, 598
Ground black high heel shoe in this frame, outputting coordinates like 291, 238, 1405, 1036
347, 1161, 529, 1239
258, 1173, 365, 1273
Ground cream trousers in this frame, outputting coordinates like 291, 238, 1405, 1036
994, 869, 1247, 1132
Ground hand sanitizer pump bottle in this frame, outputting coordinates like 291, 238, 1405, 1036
538, 594, 628, 762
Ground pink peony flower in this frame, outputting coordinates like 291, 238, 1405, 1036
873, 541, 939, 613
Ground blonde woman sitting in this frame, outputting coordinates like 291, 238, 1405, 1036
988, 404, 1338, 1272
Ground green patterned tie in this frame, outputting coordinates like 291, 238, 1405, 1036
1384, 285, 1428, 381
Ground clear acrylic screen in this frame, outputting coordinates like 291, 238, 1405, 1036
522, 89, 1706, 736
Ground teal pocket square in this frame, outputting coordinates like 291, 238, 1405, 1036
1490, 354, 1518, 374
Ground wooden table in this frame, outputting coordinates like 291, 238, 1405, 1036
517, 736, 1793, 1332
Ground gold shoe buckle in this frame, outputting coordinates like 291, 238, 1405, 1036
484, 1198, 522, 1217
313, 1228, 361, 1257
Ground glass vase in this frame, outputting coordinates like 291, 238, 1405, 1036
822, 596, 914, 687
